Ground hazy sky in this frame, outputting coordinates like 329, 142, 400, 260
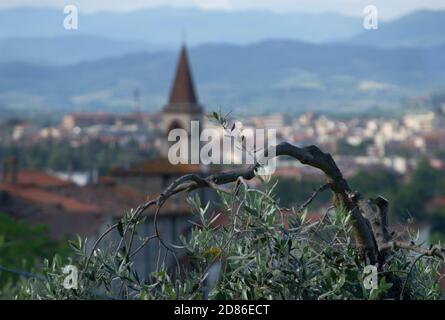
1, 0, 445, 19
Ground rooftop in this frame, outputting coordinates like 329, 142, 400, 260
13, 170, 74, 188
169, 45, 198, 105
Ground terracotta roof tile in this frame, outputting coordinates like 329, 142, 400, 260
49, 184, 192, 218
110, 157, 207, 176
15, 170, 73, 188
0, 185, 100, 213
427, 196, 445, 212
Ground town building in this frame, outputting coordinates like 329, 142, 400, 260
107, 45, 217, 276
0, 157, 103, 239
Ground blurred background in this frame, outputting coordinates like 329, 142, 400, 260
1, 0, 445, 293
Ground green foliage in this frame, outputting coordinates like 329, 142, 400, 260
391, 160, 445, 221
349, 169, 399, 198
348, 162, 445, 228
0, 140, 154, 174
0, 213, 69, 298
16, 179, 443, 300
273, 178, 330, 208
336, 139, 373, 156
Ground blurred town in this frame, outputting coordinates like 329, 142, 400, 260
3, 96, 445, 179
1, 44, 445, 278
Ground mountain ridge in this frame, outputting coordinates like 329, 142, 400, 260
349, 10, 445, 48
1, 39, 444, 113
0, 6, 362, 44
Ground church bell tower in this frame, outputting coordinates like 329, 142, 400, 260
161, 45, 204, 160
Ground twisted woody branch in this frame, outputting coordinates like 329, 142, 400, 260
159, 142, 380, 262
2, 142, 441, 299
87, 142, 445, 288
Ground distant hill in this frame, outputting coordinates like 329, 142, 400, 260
349, 10, 445, 48
0, 8, 443, 66
0, 7, 362, 45
0, 35, 156, 65
1, 40, 444, 114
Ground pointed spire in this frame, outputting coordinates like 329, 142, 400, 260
169, 45, 198, 104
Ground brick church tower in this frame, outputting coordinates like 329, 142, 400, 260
161, 45, 204, 159
108, 45, 217, 277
